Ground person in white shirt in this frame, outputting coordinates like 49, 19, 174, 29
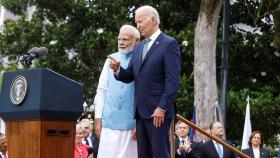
175, 121, 192, 158
94, 24, 140, 158
242, 131, 270, 158
80, 119, 98, 158
109, 6, 181, 158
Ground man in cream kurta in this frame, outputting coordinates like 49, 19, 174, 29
94, 25, 140, 158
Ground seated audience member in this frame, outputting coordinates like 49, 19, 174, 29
175, 121, 200, 158
74, 124, 89, 158
242, 131, 270, 158
80, 119, 99, 158
0, 133, 8, 158
199, 121, 235, 158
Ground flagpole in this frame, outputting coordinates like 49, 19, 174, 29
220, 0, 230, 128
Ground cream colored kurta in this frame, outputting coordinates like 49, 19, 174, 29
94, 53, 137, 158
97, 127, 137, 158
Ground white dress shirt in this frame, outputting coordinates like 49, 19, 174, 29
213, 140, 223, 157
253, 147, 260, 158
147, 29, 161, 50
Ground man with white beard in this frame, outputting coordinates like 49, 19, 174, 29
94, 24, 140, 158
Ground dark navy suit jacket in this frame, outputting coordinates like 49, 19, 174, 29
242, 147, 270, 158
199, 140, 236, 158
117, 32, 181, 119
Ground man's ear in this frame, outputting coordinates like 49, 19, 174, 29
151, 16, 157, 24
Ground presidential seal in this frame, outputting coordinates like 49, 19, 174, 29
10, 75, 28, 105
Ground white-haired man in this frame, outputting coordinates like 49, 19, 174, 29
109, 5, 181, 158
94, 24, 140, 158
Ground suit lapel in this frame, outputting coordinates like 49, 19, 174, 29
223, 146, 229, 158
260, 148, 265, 158
209, 141, 220, 158
250, 148, 255, 158
135, 42, 145, 73
140, 33, 164, 67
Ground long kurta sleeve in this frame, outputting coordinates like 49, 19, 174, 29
94, 59, 110, 118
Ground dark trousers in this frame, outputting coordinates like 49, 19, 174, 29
136, 116, 172, 158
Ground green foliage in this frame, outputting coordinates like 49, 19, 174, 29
176, 74, 194, 119
0, 0, 36, 15
0, 0, 200, 103
227, 87, 280, 145
227, 29, 280, 90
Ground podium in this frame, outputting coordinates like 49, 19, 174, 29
0, 68, 83, 158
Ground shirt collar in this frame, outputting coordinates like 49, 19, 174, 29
212, 140, 220, 145
149, 29, 161, 41
179, 136, 189, 142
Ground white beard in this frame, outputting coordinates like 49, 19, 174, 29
119, 45, 134, 54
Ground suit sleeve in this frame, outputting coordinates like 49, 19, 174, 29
115, 55, 134, 83
158, 39, 181, 111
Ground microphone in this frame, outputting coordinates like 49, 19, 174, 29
20, 47, 48, 67
27, 47, 48, 59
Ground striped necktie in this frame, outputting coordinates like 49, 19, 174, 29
142, 38, 151, 61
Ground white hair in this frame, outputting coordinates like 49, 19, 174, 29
135, 5, 160, 25
76, 124, 83, 132
120, 24, 140, 39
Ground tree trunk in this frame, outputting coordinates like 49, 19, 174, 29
273, 11, 280, 48
194, 0, 223, 140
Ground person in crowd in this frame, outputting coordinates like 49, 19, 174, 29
242, 131, 270, 158
109, 5, 181, 158
74, 124, 89, 158
278, 147, 280, 158
199, 121, 235, 158
80, 119, 98, 158
94, 24, 140, 158
0, 133, 8, 158
175, 121, 200, 158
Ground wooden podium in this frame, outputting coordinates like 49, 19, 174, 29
0, 68, 83, 158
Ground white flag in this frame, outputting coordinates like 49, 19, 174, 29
241, 95, 252, 150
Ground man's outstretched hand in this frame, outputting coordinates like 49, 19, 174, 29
108, 56, 120, 72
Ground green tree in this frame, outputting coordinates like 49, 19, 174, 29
0, 0, 279, 148
0, 0, 199, 103
194, 0, 223, 140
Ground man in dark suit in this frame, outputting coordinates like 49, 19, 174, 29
80, 119, 99, 158
199, 121, 235, 158
109, 5, 181, 158
175, 121, 200, 158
